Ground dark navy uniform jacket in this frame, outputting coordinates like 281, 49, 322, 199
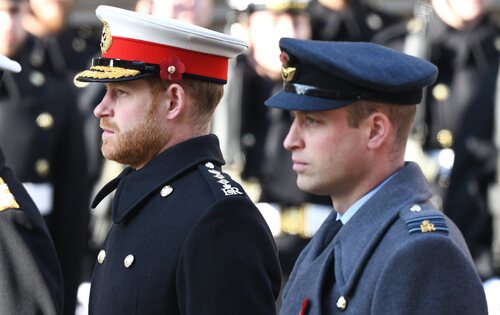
0, 35, 90, 314
89, 135, 282, 314
279, 163, 487, 314
0, 147, 63, 314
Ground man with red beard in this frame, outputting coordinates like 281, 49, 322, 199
74, 5, 281, 315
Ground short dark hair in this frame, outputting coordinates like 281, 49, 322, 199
345, 100, 416, 150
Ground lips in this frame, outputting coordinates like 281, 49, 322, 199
291, 158, 308, 172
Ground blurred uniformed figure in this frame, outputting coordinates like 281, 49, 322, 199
307, 0, 400, 42
74, 5, 281, 314
0, 0, 89, 313
223, 2, 332, 298
374, 0, 500, 279
265, 37, 487, 315
135, 0, 215, 28
0, 52, 63, 315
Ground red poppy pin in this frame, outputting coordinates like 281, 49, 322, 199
160, 55, 185, 82
299, 298, 310, 315
280, 51, 289, 66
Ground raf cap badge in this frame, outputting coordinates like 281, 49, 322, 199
280, 51, 296, 82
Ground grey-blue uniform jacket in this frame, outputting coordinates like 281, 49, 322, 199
89, 135, 282, 314
0, 148, 63, 314
280, 162, 487, 314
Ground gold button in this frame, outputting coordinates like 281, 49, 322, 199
29, 71, 46, 87
36, 112, 54, 130
160, 185, 173, 197
366, 13, 383, 31
35, 159, 50, 177
436, 129, 453, 148
124, 254, 135, 268
97, 250, 106, 264
406, 19, 422, 33
336, 296, 347, 311
432, 83, 450, 101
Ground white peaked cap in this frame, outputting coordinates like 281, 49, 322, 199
75, 5, 248, 85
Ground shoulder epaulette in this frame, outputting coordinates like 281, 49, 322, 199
198, 162, 245, 199
400, 204, 448, 235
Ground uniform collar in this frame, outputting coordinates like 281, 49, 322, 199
92, 134, 225, 223
332, 162, 433, 299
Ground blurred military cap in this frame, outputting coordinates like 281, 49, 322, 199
265, 38, 438, 111
0, 54, 21, 73
74, 5, 248, 86
228, 0, 310, 12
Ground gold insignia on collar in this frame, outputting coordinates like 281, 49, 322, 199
100, 21, 112, 53
282, 66, 296, 82
420, 220, 436, 233
0, 177, 20, 211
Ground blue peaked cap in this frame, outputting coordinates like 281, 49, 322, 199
265, 38, 438, 111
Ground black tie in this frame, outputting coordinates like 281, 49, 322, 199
320, 219, 343, 252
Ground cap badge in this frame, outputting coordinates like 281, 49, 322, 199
100, 21, 112, 53
280, 52, 295, 82
160, 56, 185, 82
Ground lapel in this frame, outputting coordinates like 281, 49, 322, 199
91, 135, 225, 224
332, 162, 433, 299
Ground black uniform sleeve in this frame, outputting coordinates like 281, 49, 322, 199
177, 197, 282, 314
0, 166, 63, 314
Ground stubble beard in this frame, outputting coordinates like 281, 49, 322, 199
101, 103, 168, 168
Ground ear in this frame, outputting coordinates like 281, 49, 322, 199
164, 83, 186, 120
365, 112, 391, 150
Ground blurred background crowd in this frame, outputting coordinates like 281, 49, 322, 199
0, 0, 499, 314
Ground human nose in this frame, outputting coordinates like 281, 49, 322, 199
283, 119, 303, 151
93, 91, 112, 118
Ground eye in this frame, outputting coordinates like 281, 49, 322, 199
116, 89, 128, 97
305, 115, 318, 125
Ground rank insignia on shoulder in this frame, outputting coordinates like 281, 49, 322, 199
405, 215, 448, 235
200, 162, 244, 197
0, 177, 20, 211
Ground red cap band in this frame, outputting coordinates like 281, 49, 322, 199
103, 36, 229, 81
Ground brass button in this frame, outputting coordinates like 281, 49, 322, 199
35, 159, 50, 177
97, 250, 106, 264
36, 112, 54, 130
160, 185, 173, 197
29, 71, 46, 87
366, 13, 383, 31
124, 254, 135, 268
406, 18, 422, 33
436, 129, 453, 148
336, 296, 347, 311
432, 83, 450, 101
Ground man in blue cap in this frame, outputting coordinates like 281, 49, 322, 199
265, 38, 488, 314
